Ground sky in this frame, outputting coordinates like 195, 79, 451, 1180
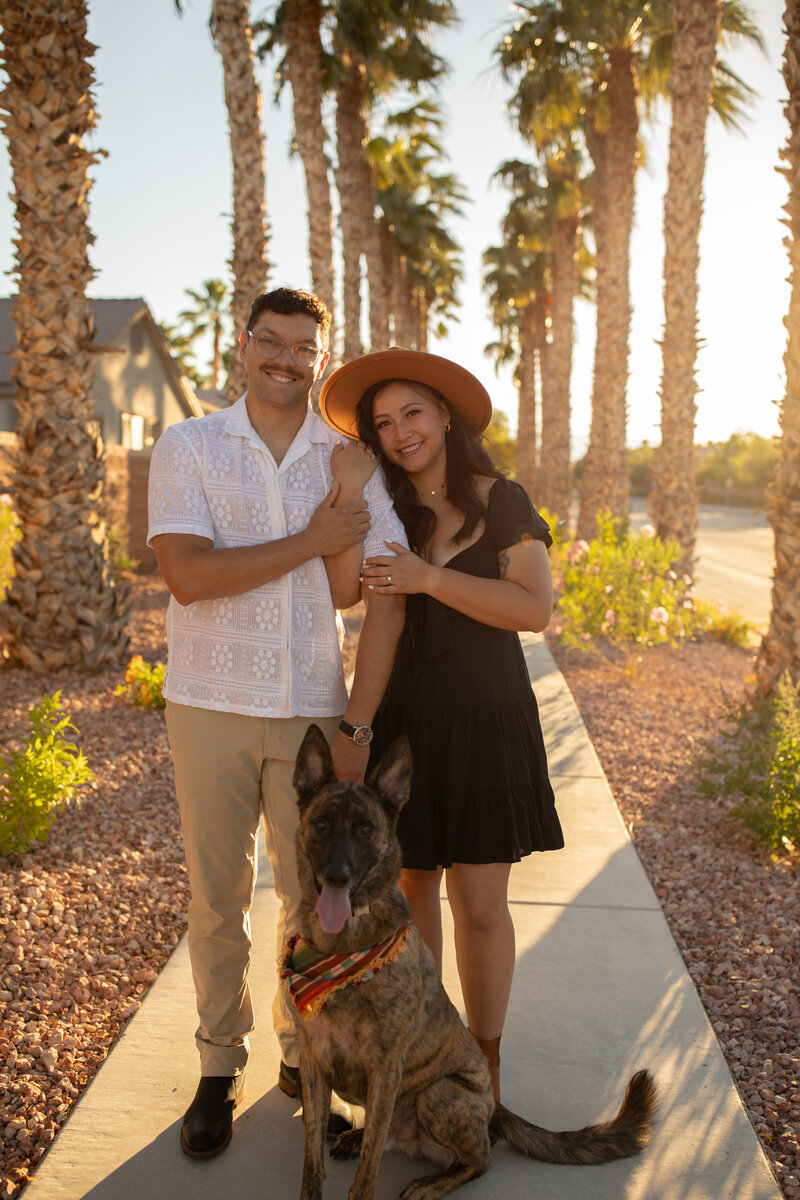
0, 0, 790, 455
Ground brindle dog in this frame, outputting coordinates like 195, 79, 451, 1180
287, 724, 657, 1200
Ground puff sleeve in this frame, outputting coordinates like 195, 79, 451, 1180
486, 478, 553, 552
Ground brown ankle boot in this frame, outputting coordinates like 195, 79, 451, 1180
470, 1030, 501, 1102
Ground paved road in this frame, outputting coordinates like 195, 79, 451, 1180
629, 499, 774, 630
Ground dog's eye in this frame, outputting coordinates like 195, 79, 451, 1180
359, 823, 373, 837
314, 818, 328, 833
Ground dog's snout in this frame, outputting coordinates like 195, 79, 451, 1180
321, 827, 356, 889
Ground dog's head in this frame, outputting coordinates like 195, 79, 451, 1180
292, 724, 412, 936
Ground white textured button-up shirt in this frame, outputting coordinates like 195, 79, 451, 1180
147, 397, 407, 718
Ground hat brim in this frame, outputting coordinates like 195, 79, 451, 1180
319, 347, 493, 438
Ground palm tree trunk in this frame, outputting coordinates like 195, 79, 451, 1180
755, 0, 800, 696
648, 0, 722, 571
540, 209, 578, 522
335, 52, 365, 362
0, 0, 129, 671
578, 49, 639, 538
211, 0, 270, 399
515, 301, 542, 499
284, 0, 336, 338
360, 156, 389, 351
380, 220, 400, 343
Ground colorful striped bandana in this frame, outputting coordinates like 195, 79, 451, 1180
281, 924, 411, 1019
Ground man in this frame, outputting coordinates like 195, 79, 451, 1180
147, 287, 406, 1158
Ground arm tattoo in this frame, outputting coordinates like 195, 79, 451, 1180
498, 550, 510, 580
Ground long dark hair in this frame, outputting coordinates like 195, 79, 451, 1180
355, 379, 504, 555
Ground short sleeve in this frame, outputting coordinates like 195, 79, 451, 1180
486, 479, 552, 552
147, 423, 215, 546
361, 464, 409, 557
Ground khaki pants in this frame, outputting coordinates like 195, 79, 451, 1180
165, 703, 341, 1078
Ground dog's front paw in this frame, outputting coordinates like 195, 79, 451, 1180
329, 1126, 364, 1160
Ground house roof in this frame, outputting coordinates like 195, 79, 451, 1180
0, 296, 203, 418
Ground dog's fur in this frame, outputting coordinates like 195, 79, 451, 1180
289, 724, 657, 1200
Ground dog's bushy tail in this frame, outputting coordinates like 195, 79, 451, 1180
490, 1069, 658, 1166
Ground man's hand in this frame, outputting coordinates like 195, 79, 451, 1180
329, 731, 370, 782
307, 484, 371, 557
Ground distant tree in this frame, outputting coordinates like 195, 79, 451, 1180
159, 321, 205, 388
178, 279, 231, 391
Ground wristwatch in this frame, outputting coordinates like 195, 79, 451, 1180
339, 719, 373, 746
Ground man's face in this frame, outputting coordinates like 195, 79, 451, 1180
240, 310, 329, 412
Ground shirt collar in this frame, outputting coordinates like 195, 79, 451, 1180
226, 395, 337, 455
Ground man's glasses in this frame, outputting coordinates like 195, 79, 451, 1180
245, 331, 324, 368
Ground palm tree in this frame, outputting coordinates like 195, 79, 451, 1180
498, 0, 760, 539
159, 321, 205, 388
483, 164, 551, 500
648, 0, 763, 568
541, 143, 589, 523
372, 107, 466, 349
0, 0, 130, 671
498, 0, 648, 537
755, 0, 800, 696
331, 0, 456, 358
179, 279, 230, 391
210, 0, 270, 397
279, 0, 337, 333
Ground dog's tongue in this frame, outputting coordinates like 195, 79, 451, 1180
316, 886, 352, 934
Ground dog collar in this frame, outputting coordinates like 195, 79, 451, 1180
281, 924, 410, 1019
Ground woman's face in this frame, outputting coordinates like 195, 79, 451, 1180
371, 382, 449, 475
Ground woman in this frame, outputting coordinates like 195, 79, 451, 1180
319, 347, 564, 1100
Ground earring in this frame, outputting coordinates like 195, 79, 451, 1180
445, 420, 451, 432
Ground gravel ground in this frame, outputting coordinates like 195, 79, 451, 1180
548, 637, 799, 1199
0, 578, 797, 1198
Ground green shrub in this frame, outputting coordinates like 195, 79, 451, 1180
0, 494, 20, 598
551, 512, 703, 667
693, 598, 758, 646
0, 691, 94, 857
695, 673, 800, 851
115, 655, 166, 709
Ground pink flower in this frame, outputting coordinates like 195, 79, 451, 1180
604, 609, 616, 626
604, 584, 614, 594
566, 539, 590, 565
630, 558, 644, 571
639, 523, 656, 539
649, 606, 668, 625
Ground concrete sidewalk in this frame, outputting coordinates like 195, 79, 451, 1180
27, 636, 782, 1200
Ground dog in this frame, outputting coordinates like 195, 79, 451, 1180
283, 723, 657, 1200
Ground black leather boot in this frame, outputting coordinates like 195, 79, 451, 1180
180, 1075, 243, 1158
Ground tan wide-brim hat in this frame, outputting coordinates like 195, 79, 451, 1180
319, 346, 493, 438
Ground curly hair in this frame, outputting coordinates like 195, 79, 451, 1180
355, 379, 504, 555
246, 288, 331, 344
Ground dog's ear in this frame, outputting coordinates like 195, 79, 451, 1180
368, 735, 412, 818
293, 723, 337, 807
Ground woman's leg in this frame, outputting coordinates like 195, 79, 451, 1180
399, 867, 444, 974
445, 862, 514, 1100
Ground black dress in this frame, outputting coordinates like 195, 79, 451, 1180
368, 478, 564, 870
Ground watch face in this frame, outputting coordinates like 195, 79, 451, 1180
353, 726, 373, 746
